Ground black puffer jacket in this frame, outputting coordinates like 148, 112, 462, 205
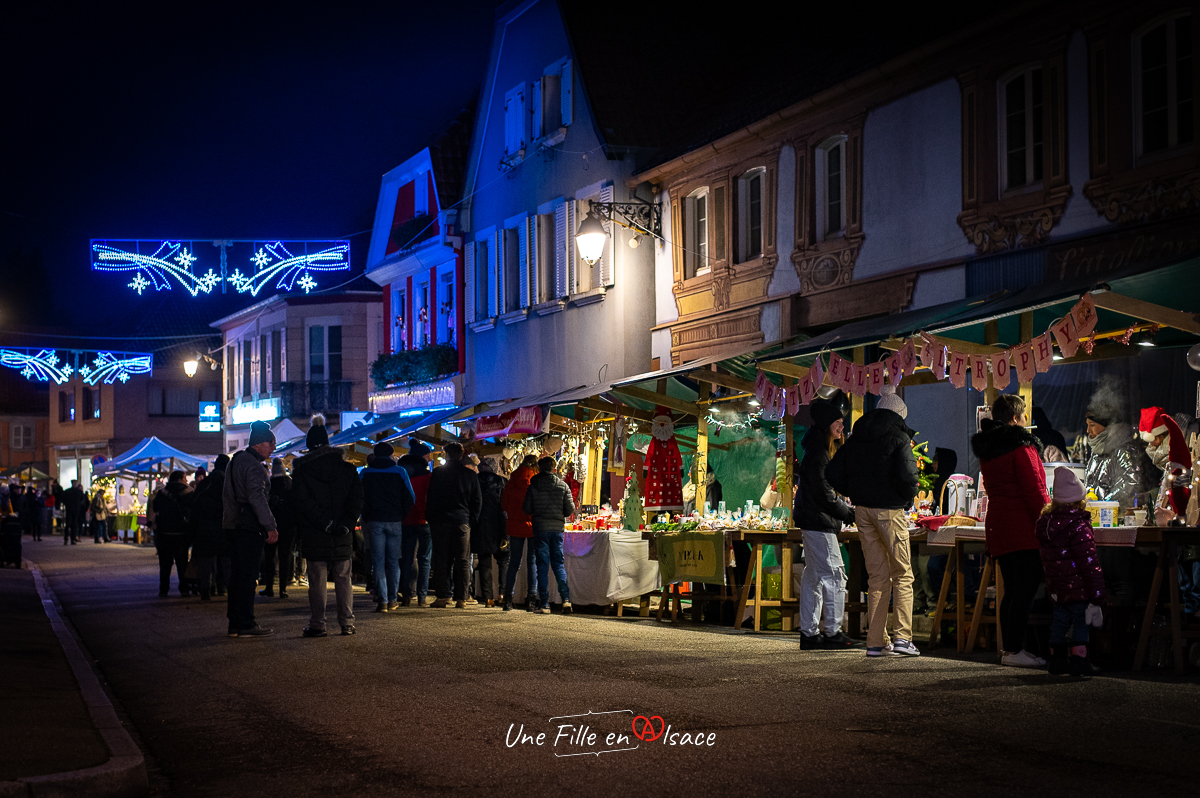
152, 481, 193, 537
269, 475, 295, 532
523, 471, 575, 533
826, 409, 919, 510
472, 471, 508, 555
190, 468, 226, 556
291, 446, 364, 561
360, 458, 415, 523
794, 426, 855, 533
426, 460, 482, 527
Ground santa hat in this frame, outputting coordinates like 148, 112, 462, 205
1139, 406, 1168, 442
653, 405, 673, 422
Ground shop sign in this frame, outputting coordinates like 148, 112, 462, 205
475, 406, 545, 438
656, 530, 725, 586
199, 402, 222, 432
229, 398, 279, 424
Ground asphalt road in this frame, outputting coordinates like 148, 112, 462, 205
26, 541, 1200, 797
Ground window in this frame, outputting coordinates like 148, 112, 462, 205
504, 226, 521, 312
148, 384, 199, 416
417, 281, 430, 346
11, 424, 33, 450
1136, 14, 1193, 156
271, 331, 282, 390
438, 270, 455, 346
682, 188, 709, 279
536, 213, 556, 302
393, 288, 408, 351
83, 387, 100, 420
533, 59, 573, 138
306, 324, 342, 382
504, 83, 528, 158
59, 390, 74, 423
308, 326, 324, 381
475, 238, 490, 320
328, 326, 342, 382
259, 334, 268, 395
736, 169, 765, 262
999, 66, 1044, 190
815, 137, 847, 239
225, 345, 235, 400
242, 341, 252, 398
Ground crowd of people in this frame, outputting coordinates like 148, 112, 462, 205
0, 477, 118, 547
136, 415, 579, 638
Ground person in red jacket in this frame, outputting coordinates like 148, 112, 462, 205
398, 438, 433, 607
500, 455, 539, 611
970, 393, 1050, 669
1035, 467, 1104, 677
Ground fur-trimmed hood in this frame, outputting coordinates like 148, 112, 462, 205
971, 419, 1045, 462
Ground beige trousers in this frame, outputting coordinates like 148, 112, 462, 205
856, 507, 914, 648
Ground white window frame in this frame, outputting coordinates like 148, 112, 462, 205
736, 167, 766, 263
500, 213, 529, 322
533, 58, 573, 145
572, 180, 614, 297
815, 136, 848, 241
11, 423, 33, 450
1133, 12, 1193, 158
534, 205, 559, 308
998, 65, 1044, 192
683, 187, 710, 279
304, 316, 343, 382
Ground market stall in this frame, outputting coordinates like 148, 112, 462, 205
92, 436, 212, 540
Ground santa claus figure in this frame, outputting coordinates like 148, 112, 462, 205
1154, 412, 1192, 523
643, 406, 684, 513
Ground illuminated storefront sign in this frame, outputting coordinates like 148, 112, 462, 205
229, 398, 280, 424
199, 402, 222, 432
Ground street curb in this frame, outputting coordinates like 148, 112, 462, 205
0, 560, 149, 797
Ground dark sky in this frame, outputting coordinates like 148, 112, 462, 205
2, 1, 496, 335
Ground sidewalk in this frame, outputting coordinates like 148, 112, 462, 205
0, 557, 148, 797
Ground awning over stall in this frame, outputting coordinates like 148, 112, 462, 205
93, 437, 210, 477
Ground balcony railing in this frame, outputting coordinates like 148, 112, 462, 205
280, 381, 354, 418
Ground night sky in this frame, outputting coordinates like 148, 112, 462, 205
2, 2, 496, 335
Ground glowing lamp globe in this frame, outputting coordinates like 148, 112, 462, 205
575, 211, 608, 266
183, 358, 199, 378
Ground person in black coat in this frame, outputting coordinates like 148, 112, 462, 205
795, 390, 858, 649
191, 454, 229, 600
292, 415, 364, 636
471, 458, 509, 607
151, 471, 194, 597
425, 442, 482, 608
19, 486, 39, 541
261, 459, 299, 598
62, 480, 85, 544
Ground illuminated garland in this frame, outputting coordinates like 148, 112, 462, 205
92, 239, 350, 297
0, 349, 152, 385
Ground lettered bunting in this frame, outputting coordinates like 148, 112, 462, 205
990, 350, 1012, 390
851, 364, 868, 397
885, 351, 904, 385
868, 362, 886, 395
1012, 343, 1037, 384
1032, 332, 1055, 373
1051, 314, 1080, 359
946, 350, 969, 388
970, 353, 988, 392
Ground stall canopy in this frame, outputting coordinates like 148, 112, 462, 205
93, 437, 210, 477
1, 465, 50, 481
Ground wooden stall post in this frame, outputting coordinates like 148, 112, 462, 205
780, 376, 796, 630
851, 347, 865, 426
1018, 312, 1034, 412
984, 320, 1000, 407
694, 382, 709, 513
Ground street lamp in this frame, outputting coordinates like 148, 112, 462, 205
183, 355, 199, 378
575, 211, 608, 267
574, 196, 662, 266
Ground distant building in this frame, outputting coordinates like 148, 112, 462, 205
210, 289, 383, 452
0, 369, 49, 484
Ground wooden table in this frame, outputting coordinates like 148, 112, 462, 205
1132, 525, 1200, 675
733, 529, 802, 632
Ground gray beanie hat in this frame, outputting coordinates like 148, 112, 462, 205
876, 385, 908, 419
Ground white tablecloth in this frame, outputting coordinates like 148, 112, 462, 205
507, 529, 661, 605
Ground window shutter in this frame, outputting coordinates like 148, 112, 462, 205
503, 92, 514, 156
554, 202, 569, 298
518, 216, 531, 308
490, 230, 501, 317
464, 241, 476, 323
532, 78, 543, 140
561, 60, 573, 126
598, 184, 614, 287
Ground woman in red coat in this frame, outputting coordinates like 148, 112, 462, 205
970, 393, 1050, 668
500, 455, 539, 610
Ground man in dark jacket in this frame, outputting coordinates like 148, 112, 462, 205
425, 442, 481, 609
522, 457, 575, 614
472, 458, 509, 608
826, 386, 920, 657
223, 422, 278, 637
399, 439, 433, 607
62, 479, 85, 545
151, 471, 193, 597
292, 415, 364, 636
261, 459, 298, 598
361, 441, 415, 613
191, 454, 230, 600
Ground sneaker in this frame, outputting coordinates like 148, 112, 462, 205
227, 627, 240, 637
821, 632, 860, 649
526, 602, 538, 613
387, 601, 400, 612
800, 633, 823, 650
465, 597, 479, 606
537, 606, 551, 614
883, 641, 894, 654
430, 598, 450, 608
341, 625, 356, 636
1001, 650, 1045, 668
303, 627, 328, 638
561, 601, 573, 615
374, 601, 388, 613
238, 625, 273, 637
279, 590, 288, 599
399, 596, 411, 607
866, 647, 888, 657
454, 599, 466, 609
892, 639, 920, 657
1069, 655, 1100, 677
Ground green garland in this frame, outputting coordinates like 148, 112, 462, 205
370, 343, 458, 390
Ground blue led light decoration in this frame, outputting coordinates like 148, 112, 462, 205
0, 349, 152, 385
91, 239, 350, 297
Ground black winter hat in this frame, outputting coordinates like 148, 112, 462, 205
810, 390, 849, 429
407, 437, 433, 457
306, 414, 329, 449
373, 442, 394, 459
214, 454, 230, 471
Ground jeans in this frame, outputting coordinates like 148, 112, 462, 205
1050, 600, 1089, 645
401, 524, 431, 600
367, 521, 404, 603
227, 530, 266, 631
799, 529, 846, 637
503, 537, 538, 601
533, 529, 569, 606
92, 519, 107, 543
431, 522, 471, 601
156, 534, 189, 594
194, 554, 231, 599
856, 507, 913, 648
475, 547, 511, 602
307, 558, 355, 631
996, 548, 1044, 654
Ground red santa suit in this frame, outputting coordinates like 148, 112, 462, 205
643, 407, 683, 512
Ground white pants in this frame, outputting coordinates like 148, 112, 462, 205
799, 530, 846, 637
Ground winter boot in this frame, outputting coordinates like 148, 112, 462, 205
1047, 644, 1070, 675
1069, 645, 1101, 677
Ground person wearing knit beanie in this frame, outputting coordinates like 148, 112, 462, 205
876, 385, 908, 419
249, 420, 275, 447
306, 414, 329, 449
1051, 466, 1086, 503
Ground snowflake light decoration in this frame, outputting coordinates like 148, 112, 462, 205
297, 274, 317, 293
236, 241, 350, 296
227, 269, 252, 292
95, 241, 217, 297
198, 270, 222, 291
0, 348, 152, 385
175, 248, 197, 268
252, 248, 271, 267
